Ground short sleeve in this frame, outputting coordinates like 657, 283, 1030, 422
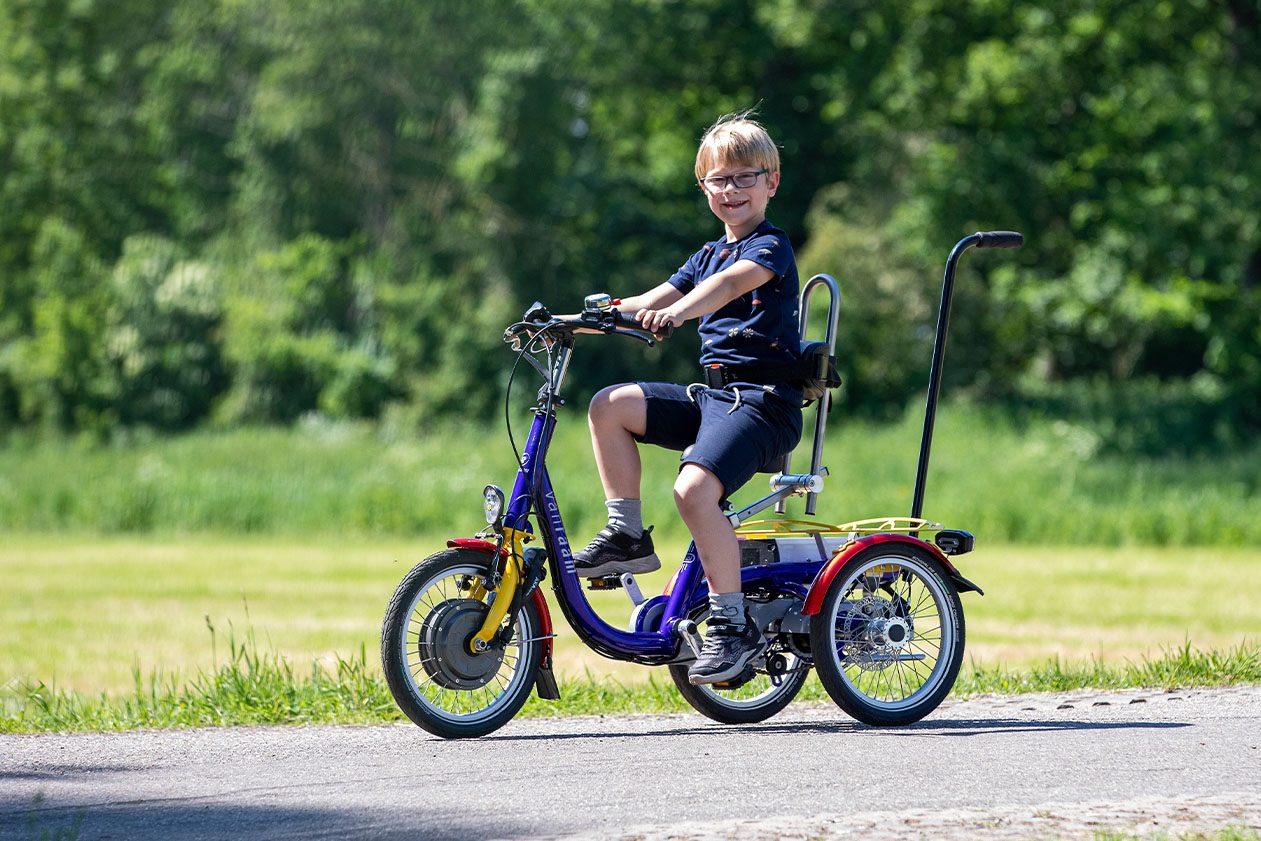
738, 233, 793, 281
667, 246, 707, 294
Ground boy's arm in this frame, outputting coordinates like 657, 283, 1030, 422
637, 260, 773, 333
617, 281, 683, 314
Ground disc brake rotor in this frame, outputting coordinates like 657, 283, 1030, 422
838, 594, 909, 672
418, 598, 506, 690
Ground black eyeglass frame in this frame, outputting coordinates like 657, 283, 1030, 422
698, 168, 769, 194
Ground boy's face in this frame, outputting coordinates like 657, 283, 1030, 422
700, 160, 780, 240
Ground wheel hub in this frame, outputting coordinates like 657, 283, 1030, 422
418, 598, 505, 690
868, 616, 911, 651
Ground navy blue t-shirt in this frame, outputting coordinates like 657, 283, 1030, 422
667, 219, 801, 374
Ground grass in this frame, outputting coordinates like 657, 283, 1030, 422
1, 403, 1260, 545
3, 631, 1257, 734
1, 534, 1259, 733
3, 537, 1260, 695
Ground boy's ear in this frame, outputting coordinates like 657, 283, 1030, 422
766, 171, 780, 197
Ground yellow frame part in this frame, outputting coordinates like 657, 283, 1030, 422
735, 516, 944, 540
468, 527, 530, 652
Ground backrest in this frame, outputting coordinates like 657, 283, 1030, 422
799, 340, 842, 405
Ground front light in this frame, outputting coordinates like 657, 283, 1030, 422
483, 484, 506, 525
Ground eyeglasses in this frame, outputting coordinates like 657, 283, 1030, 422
699, 169, 768, 194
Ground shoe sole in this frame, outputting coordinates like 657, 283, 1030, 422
687, 640, 764, 685
577, 553, 662, 579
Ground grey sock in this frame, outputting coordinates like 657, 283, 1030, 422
606, 498, 644, 538
708, 591, 746, 629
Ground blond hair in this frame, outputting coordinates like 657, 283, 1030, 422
694, 111, 781, 181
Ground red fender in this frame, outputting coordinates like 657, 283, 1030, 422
445, 538, 554, 664
802, 533, 962, 615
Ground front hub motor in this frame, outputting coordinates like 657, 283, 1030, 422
417, 598, 505, 690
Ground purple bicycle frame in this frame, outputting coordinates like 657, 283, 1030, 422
503, 408, 823, 666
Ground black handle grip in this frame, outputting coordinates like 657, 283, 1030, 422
612, 310, 672, 339
973, 230, 1024, 249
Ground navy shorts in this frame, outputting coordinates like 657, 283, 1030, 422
634, 382, 804, 497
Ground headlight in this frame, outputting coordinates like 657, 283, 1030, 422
483, 484, 506, 525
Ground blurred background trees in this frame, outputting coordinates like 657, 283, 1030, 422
1, 0, 1257, 449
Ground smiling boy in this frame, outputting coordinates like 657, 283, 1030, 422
574, 112, 803, 685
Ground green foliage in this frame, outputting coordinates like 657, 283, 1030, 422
0, 0, 1258, 434
106, 235, 226, 428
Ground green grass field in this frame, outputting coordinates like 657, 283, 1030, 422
2, 404, 1260, 545
3, 536, 1258, 697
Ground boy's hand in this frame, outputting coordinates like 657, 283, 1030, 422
636, 307, 683, 336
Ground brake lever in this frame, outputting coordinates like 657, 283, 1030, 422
616, 328, 655, 346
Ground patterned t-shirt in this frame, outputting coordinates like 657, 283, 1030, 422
667, 219, 801, 372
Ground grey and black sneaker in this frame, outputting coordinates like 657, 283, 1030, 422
687, 616, 765, 685
573, 525, 661, 578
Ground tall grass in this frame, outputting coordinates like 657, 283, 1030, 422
1, 405, 1259, 545
3, 633, 1257, 734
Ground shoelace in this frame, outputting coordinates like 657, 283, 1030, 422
699, 621, 746, 653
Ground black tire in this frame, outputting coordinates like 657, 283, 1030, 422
668, 607, 810, 725
810, 544, 965, 726
381, 548, 543, 739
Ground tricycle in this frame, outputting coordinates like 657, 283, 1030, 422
381, 231, 1023, 738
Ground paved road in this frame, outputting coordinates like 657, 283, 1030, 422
2, 686, 1259, 840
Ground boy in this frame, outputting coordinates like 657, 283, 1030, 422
575, 113, 803, 685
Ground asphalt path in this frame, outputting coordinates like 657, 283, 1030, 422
2, 685, 1259, 840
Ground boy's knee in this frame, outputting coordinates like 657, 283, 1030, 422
589, 386, 617, 422
589, 384, 644, 430
674, 465, 722, 516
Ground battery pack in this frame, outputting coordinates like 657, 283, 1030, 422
738, 539, 779, 568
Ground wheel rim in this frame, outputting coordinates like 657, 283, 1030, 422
399, 563, 535, 725
825, 553, 955, 712
692, 614, 807, 710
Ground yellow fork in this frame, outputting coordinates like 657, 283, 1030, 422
468, 528, 529, 652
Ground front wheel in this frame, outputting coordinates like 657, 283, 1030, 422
381, 548, 543, 739
810, 544, 965, 726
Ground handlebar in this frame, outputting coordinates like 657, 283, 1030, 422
972, 230, 1024, 249
503, 302, 671, 351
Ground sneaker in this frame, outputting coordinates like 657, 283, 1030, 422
687, 617, 765, 685
573, 525, 661, 578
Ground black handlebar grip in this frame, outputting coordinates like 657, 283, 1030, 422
611, 310, 672, 339
973, 231, 1024, 249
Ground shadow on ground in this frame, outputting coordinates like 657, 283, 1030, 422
483, 716, 1189, 742
1, 795, 528, 841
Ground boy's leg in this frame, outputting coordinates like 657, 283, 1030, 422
588, 384, 647, 500
674, 463, 764, 685
574, 384, 661, 577
672, 464, 740, 592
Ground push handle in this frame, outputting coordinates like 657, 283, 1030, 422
911, 229, 1022, 521
973, 230, 1024, 249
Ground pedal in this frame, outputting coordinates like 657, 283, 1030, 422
713, 666, 757, 690
585, 574, 623, 591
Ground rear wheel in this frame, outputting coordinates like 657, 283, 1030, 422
381, 549, 543, 739
669, 607, 809, 725
810, 544, 964, 726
